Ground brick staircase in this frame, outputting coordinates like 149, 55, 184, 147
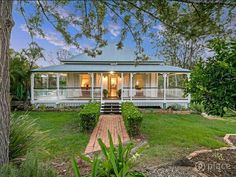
100, 102, 121, 114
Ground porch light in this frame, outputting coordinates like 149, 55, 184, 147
41, 74, 48, 78
110, 71, 114, 74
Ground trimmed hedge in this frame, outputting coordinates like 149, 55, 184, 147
79, 102, 100, 132
121, 102, 143, 137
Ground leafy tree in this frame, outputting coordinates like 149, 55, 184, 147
156, 30, 204, 69
1, 0, 236, 164
185, 39, 236, 116
10, 45, 41, 101
10, 50, 29, 101
151, 1, 235, 69
21, 42, 44, 98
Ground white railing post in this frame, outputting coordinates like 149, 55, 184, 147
130, 73, 133, 101
56, 73, 60, 101
157, 73, 159, 97
91, 72, 94, 101
187, 73, 191, 104
167, 73, 169, 88
100, 73, 103, 102
31, 73, 34, 104
163, 73, 167, 109
121, 73, 123, 101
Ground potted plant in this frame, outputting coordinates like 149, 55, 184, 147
135, 85, 141, 90
117, 89, 121, 98
103, 89, 108, 98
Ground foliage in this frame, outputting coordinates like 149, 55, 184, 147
10, 43, 42, 101
103, 89, 109, 98
151, 2, 230, 69
78, 103, 100, 132
10, 114, 50, 163
167, 104, 186, 111
0, 154, 56, 177
72, 131, 147, 177
15, 111, 89, 160
185, 39, 236, 116
38, 104, 46, 111
10, 50, 30, 100
0, 163, 17, 177
190, 103, 204, 114
117, 89, 122, 98
122, 102, 143, 137
18, 153, 56, 177
16, 1, 236, 61
157, 30, 203, 69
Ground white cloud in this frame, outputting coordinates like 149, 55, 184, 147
108, 23, 121, 37
20, 24, 77, 50
153, 24, 165, 32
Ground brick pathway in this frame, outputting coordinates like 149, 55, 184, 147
84, 115, 130, 154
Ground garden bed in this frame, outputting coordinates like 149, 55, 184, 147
158, 109, 191, 114
190, 149, 236, 177
140, 108, 191, 115
187, 134, 236, 177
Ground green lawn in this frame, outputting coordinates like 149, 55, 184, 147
15, 111, 89, 161
141, 113, 236, 164
15, 111, 236, 166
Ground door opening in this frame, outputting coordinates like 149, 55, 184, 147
109, 74, 118, 98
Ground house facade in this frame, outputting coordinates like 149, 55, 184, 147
31, 44, 190, 108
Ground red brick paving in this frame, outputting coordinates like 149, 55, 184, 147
84, 115, 130, 154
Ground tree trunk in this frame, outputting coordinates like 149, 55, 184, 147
0, 0, 14, 164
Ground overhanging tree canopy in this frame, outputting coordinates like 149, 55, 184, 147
1, 0, 236, 165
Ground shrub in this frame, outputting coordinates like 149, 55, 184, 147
117, 89, 121, 98
38, 104, 46, 111
167, 103, 186, 111
121, 102, 143, 137
0, 154, 56, 177
78, 102, 100, 132
72, 131, 148, 177
0, 164, 17, 177
103, 89, 108, 98
10, 114, 50, 163
190, 103, 204, 114
19, 153, 56, 177
185, 39, 236, 116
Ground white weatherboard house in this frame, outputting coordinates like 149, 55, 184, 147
31, 44, 190, 108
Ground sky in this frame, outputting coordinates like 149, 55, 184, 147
10, 1, 161, 67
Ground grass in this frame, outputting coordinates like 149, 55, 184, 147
15, 111, 89, 161
140, 113, 236, 164
15, 111, 236, 166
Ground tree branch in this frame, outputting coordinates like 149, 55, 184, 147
124, 0, 183, 33
37, 0, 57, 30
191, 3, 201, 17
103, 1, 139, 44
171, 0, 236, 6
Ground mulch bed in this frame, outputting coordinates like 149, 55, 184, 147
190, 149, 236, 177
140, 135, 236, 177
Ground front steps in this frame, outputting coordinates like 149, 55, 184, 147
101, 102, 121, 114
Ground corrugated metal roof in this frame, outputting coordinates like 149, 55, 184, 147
62, 44, 162, 63
32, 64, 190, 73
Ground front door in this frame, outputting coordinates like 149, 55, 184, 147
109, 74, 118, 98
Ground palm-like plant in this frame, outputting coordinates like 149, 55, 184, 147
72, 131, 148, 177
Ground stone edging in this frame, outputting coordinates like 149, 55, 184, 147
201, 113, 224, 120
224, 134, 236, 147
187, 134, 236, 160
